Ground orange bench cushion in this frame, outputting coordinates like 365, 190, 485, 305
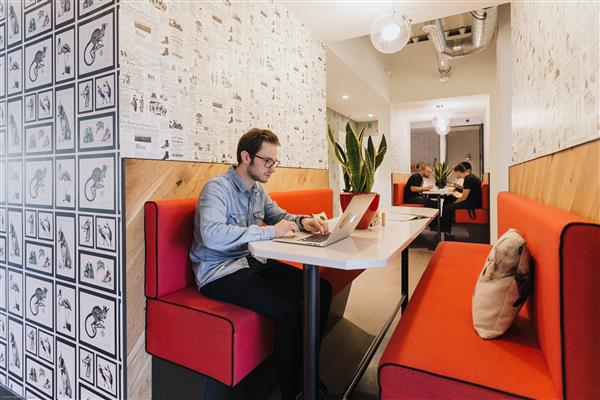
393, 182, 425, 208
379, 242, 558, 399
455, 183, 489, 224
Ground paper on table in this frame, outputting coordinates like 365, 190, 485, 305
386, 213, 421, 222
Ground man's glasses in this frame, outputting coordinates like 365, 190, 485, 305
253, 154, 281, 168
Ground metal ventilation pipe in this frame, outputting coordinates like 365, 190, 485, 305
422, 6, 498, 80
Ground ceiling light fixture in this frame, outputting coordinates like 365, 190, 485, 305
342, 95, 349, 100
370, 5, 412, 54
368, 113, 374, 117
432, 105, 450, 135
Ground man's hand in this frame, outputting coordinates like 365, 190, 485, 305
301, 217, 329, 235
453, 182, 463, 190
274, 219, 299, 238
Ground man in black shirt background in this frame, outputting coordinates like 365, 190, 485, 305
439, 163, 482, 234
452, 161, 474, 191
404, 163, 437, 208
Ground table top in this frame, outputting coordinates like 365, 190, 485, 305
423, 187, 455, 195
389, 206, 439, 218
249, 216, 433, 270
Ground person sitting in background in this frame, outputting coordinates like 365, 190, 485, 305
439, 163, 482, 235
403, 163, 437, 208
452, 161, 473, 191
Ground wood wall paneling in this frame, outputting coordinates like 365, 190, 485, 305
509, 139, 600, 223
125, 159, 328, 399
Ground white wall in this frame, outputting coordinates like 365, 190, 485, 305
328, 36, 392, 103
490, 3, 512, 241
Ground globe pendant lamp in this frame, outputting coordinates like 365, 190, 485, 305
433, 105, 450, 136
370, 12, 411, 54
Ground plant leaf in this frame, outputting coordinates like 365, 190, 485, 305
375, 135, 387, 170
345, 122, 362, 191
358, 125, 366, 145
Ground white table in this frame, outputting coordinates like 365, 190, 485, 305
249, 216, 434, 400
422, 187, 456, 242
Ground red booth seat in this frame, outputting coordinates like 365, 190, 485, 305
393, 182, 425, 207
454, 183, 489, 224
379, 192, 600, 399
145, 188, 363, 386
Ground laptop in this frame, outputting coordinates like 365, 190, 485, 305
273, 193, 376, 247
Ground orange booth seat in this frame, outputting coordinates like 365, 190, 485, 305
454, 182, 489, 224
379, 192, 600, 399
393, 182, 425, 207
144, 188, 363, 392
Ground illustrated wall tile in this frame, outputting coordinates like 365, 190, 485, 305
7, 48, 22, 96
78, 9, 115, 79
96, 354, 117, 397
8, 377, 23, 397
80, 383, 110, 400
7, 160, 22, 205
37, 211, 53, 241
78, 154, 115, 213
78, 112, 115, 151
0, 341, 6, 371
56, 283, 75, 338
0, 269, 5, 310
25, 323, 36, 356
94, 72, 115, 111
55, 27, 75, 83
0, 55, 6, 98
79, 289, 116, 357
24, 209, 36, 238
78, 214, 94, 249
37, 328, 52, 363
55, 157, 76, 209
95, 216, 115, 252
24, 93, 36, 122
7, 209, 22, 267
24, 241, 53, 276
37, 89, 53, 120
55, 213, 76, 280
24, 1, 52, 41
0, 312, 6, 340
25, 274, 53, 330
79, 250, 115, 293
78, 0, 115, 20
7, 317, 23, 378
55, 0, 75, 29
0, 161, 5, 204
78, 79, 93, 114
79, 347, 94, 385
25, 355, 53, 397
25, 123, 53, 155
25, 158, 53, 207
56, 337, 76, 400
6, 97, 22, 154
24, 35, 53, 92
7, 1, 22, 49
55, 84, 76, 152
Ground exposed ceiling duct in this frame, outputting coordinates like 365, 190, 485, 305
422, 6, 498, 81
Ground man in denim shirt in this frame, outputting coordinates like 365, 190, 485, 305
190, 128, 333, 400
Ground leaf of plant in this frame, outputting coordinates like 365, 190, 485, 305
375, 135, 387, 169
345, 123, 362, 191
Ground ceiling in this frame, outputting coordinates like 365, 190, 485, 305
282, 1, 505, 43
282, 1, 505, 123
398, 94, 489, 125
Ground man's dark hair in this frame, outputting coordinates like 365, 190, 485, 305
460, 161, 472, 171
236, 128, 280, 164
453, 163, 467, 173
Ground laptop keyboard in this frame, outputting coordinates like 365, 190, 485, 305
299, 233, 331, 243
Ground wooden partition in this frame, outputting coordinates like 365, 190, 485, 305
509, 139, 600, 223
124, 159, 328, 399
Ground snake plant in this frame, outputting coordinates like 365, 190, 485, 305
433, 161, 452, 185
327, 122, 387, 193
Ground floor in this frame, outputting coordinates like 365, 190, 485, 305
267, 227, 474, 399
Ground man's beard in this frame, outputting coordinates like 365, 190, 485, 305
248, 162, 268, 183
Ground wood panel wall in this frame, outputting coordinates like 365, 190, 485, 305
509, 139, 600, 223
124, 159, 328, 399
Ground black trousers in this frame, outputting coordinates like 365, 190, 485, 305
405, 196, 437, 208
200, 257, 333, 399
440, 201, 474, 232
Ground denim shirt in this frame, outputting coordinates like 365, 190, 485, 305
189, 166, 303, 288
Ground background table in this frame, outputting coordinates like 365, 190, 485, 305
422, 187, 456, 242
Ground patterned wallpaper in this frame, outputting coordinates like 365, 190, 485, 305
326, 108, 357, 216
390, 106, 411, 173
119, 1, 328, 169
1, 0, 123, 399
511, 1, 600, 163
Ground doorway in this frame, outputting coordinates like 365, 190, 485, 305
445, 124, 483, 177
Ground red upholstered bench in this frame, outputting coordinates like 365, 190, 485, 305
393, 182, 425, 207
454, 182, 489, 224
144, 188, 363, 391
379, 192, 600, 399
